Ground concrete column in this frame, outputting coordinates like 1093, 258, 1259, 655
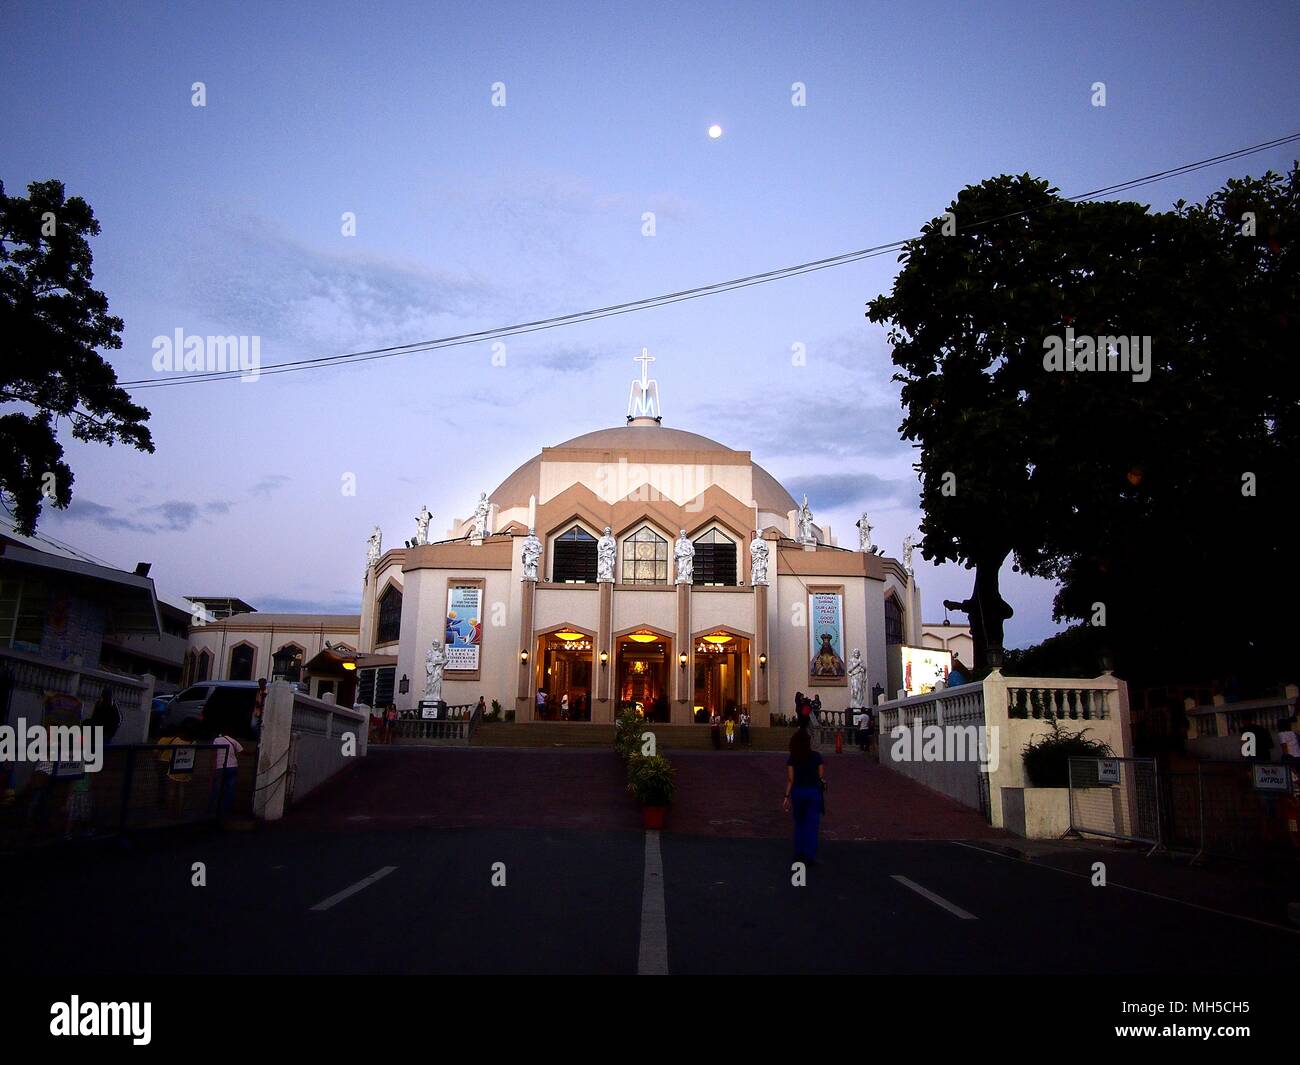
673, 583, 691, 723
517, 578, 536, 720
754, 584, 769, 707
597, 581, 613, 707
253, 680, 295, 821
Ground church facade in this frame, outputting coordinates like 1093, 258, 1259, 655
358, 354, 925, 726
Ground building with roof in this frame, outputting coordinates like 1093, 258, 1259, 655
341, 353, 929, 724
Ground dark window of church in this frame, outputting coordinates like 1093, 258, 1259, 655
885, 597, 903, 645
272, 644, 304, 683
553, 526, 597, 583
197, 650, 211, 682
621, 527, 668, 584
229, 644, 255, 681
358, 667, 376, 707
376, 584, 402, 644
375, 666, 396, 708
692, 528, 737, 586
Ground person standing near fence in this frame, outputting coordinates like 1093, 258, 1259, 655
209, 727, 243, 816
251, 678, 268, 738
784, 722, 825, 864
87, 686, 121, 745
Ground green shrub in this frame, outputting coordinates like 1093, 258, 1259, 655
627, 754, 675, 807
614, 708, 644, 760
1022, 719, 1113, 787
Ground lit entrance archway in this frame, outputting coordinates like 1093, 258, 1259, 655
616, 630, 672, 722
692, 630, 751, 723
536, 628, 594, 720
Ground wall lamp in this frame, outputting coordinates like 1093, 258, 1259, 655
758, 653, 767, 670
519, 650, 529, 664
599, 650, 609, 667
678, 652, 688, 668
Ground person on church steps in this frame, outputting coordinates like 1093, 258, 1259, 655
739, 708, 750, 747
784, 722, 825, 864
709, 710, 721, 749
724, 714, 735, 748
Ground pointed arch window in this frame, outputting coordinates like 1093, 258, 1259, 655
553, 526, 597, 583
692, 528, 737, 586
885, 596, 904, 646
376, 583, 402, 644
197, 649, 211, 682
229, 644, 255, 681
621, 526, 668, 585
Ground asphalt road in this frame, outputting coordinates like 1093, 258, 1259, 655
7, 822, 1298, 975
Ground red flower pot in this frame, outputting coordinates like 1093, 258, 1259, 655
643, 806, 666, 830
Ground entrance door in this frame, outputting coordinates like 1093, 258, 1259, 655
616, 632, 671, 722
692, 632, 750, 720
537, 632, 594, 720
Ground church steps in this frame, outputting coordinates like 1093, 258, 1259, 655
471, 722, 795, 751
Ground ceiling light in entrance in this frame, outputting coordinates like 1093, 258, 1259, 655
702, 634, 733, 644
626, 632, 658, 643
553, 631, 585, 642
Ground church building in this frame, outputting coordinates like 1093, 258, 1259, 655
355, 352, 927, 726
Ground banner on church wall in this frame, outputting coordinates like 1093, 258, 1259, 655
445, 586, 483, 671
808, 590, 846, 683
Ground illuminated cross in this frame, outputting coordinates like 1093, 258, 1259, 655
627, 347, 661, 422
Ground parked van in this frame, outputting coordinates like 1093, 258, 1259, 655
161, 681, 262, 739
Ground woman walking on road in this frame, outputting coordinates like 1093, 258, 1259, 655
784, 722, 825, 863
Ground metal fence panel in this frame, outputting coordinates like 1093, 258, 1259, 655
1068, 756, 1161, 845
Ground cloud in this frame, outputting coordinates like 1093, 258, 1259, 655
55, 497, 226, 534
255, 592, 359, 614
250, 474, 291, 499
783, 472, 917, 510
690, 392, 905, 459
184, 211, 500, 354
534, 347, 600, 374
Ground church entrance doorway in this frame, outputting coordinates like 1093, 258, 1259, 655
692, 631, 750, 724
536, 631, 593, 720
616, 631, 672, 722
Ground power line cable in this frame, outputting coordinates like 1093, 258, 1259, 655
119, 131, 1300, 391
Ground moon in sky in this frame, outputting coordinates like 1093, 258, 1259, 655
707, 124, 723, 139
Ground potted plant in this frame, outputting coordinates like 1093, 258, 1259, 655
627, 754, 675, 829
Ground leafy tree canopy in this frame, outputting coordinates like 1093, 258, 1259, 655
0, 178, 153, 534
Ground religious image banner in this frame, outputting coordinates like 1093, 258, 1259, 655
445, 586, 483, 671
808, 590, 846, 683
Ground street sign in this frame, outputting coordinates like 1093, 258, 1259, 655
1253, 764, 1291, 792
1097, 758, 1120, 784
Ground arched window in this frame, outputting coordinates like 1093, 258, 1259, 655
621, 526, 668, 585
376, 584, 402, 644
885, 596, 904, 646
186, 650, 197, 685
552, 526, 597, 583
692, 528, 737, 586
229, 643, 255, 681
197, 649, 211, 681
272, 644, 304, 683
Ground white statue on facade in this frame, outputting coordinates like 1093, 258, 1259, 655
414, 505, 432, 546
749, 533, 770, 586
521, 527, 542, 582
471, 492, 491, 539
673, 529, 694, 584
797, 496, 815, 544
597, 526, 617, 583
903, 534, 918, 576
847, 648, 867, 708
365, 526, 382, 569
424, 641, 448, 701
857, 512, 874, 554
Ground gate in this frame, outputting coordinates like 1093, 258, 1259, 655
1067, 756, 1161, 847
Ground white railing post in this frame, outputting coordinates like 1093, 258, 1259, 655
254, 681, 295, 821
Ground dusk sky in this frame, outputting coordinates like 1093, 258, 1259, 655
3, 0, 1297, 644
